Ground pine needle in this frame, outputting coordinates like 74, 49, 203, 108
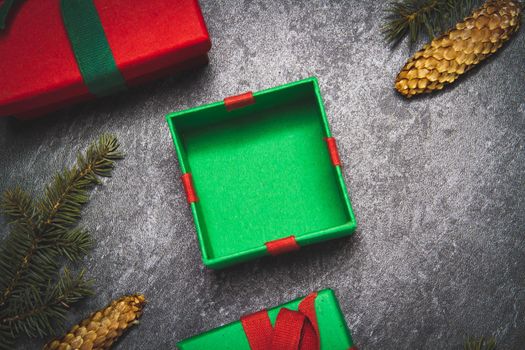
4, 270, 93, 338
465, 337, 497, 350
383, 0, 483, 45
0, 134, 123, 346
1, 187, 36, 228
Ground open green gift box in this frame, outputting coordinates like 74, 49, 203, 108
177, 289, 357, 349
166, 77, 356, 268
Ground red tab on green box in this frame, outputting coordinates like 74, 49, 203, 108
177, 289, 356, 350
265, 236, 300, 256
181, 173, 198, 203
224, 91, 255, 111
325, 137, 341, 166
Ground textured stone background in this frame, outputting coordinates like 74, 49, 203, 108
1, 1, 524, 349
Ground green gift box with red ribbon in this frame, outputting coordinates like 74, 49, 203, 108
0, 0, 211, 119
166, 77, 357, 269
178, 289, 357, 350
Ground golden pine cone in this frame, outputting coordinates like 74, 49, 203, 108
44, 294, 146, 350
395, 0, 521, 97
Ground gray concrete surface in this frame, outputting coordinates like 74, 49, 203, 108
1, 1, 524, 349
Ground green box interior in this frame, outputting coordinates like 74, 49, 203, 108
177, 289, 355, 349
167, 77, 356, 268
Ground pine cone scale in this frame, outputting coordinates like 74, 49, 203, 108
44, 294, 145, 350
395, 0, 521, 97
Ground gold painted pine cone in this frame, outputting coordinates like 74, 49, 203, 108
44, 294, 146, 350
395, 0, 521, 97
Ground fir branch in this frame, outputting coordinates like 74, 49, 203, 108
1, 187, 36, 229
39, 133, 124, 230
465, 336, 496, 350
0, 324, 14, 350
0, 222, 50, 307
0, 269, 93, 339
0, 134, 123, 306
383, 0, 482, 45
52, 227, 93, 262
0, 134, 123, 345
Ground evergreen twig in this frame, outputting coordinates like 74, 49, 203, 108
4, 270, 93, 338
1, 187, 36, 228
383, 0, 483, 45
0, 134, 123, 348
464, 336, 497, 350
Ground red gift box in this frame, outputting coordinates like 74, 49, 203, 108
0, 0, 211, 119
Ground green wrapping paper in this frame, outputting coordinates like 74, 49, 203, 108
178, 289, 356, 350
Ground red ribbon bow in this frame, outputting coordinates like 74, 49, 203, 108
241, 292, 320, 350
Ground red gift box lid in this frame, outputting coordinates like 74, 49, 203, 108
0, 0, 211, 118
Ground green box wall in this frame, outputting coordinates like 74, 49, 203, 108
167, 77, 356, 268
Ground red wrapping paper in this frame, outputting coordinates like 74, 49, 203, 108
0, 0, 211, 118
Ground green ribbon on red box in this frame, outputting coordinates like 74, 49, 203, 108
0, 0, 17, 30
1, 0, 126, 97
241, 292, 358, 350
60, 0, 127, 96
